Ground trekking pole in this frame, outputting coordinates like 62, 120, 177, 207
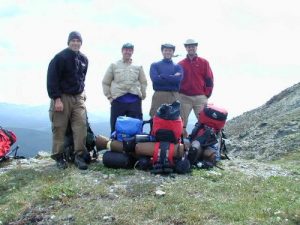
13, 145, 19, 158
5, 145, 21, 159
214, 164, 225, 170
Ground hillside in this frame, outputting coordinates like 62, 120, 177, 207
225, 82, 300, 160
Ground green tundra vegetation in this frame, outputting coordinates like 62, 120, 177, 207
0, 150, 299, 225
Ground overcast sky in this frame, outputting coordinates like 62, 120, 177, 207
0, 0, 299, 120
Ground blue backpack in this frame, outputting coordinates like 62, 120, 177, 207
112, 116, 143, 141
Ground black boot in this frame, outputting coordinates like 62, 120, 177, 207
74, 154, 88, 170
52, 154, 68, 169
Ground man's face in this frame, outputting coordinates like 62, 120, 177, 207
122, 48, 134, 60
185, 44, 197, 56
162, 48, 174, 59
68, 39, 82, 52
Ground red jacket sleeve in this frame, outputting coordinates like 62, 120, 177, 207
205, 62, 214, 98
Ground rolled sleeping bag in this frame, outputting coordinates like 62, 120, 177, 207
108, 141, 138, 161
96, 134, 156, 152
109, 140, 123, 152
95, 135, 109, 150
95, 135, 124, 152
110, 135, 155, 153
202, 146, 217, 164
102, 151, 134, 169
135, 142, 185, 158
189, 143, 216, 165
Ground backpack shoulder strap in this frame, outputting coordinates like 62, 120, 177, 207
167, 143, 175, 166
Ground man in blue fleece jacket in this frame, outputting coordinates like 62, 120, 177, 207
149, 44, 183, 117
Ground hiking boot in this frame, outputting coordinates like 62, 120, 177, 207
74, 154, 88, 170
56, 157, 68, 169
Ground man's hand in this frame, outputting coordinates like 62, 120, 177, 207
54, 98, 63, 112
174, 72, 181, 76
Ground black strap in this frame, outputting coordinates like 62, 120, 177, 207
188, 122, 202, 141
159, 142, 169, 165
220, 130, 230, 160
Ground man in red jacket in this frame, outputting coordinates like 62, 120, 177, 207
179, 39, 214, 137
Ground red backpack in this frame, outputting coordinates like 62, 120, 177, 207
194, 104, 228, 147
187, 104, 229, 169
151, 116, 183, 143
0, 127, 17, 159
199, 104, 228, 132
150, 101, 190, 174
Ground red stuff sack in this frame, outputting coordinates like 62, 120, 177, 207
199, 104, 228, 131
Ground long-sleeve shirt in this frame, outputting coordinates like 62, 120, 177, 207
102, 59, 147, 100
150, 59, 183, 91
47, 48, 88, 99
179, 55, 214, 97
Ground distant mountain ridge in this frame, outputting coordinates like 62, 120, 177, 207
0, 103, 109, 131
225, 82, 300, 159
7, 127, 51, 157
1, 103, 111, 157
0, 103, 50, 131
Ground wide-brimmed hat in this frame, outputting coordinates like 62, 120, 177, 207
184, 39, 198, 46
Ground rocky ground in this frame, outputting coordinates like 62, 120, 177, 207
1, 150, 299, 225
225, 82, 300, 160
0, 151, 295, 178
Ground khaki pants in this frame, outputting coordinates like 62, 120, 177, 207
149, 91, 179, 117
179, 93, 207, 126
49, 93, 87, 158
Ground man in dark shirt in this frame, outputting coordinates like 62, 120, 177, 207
47, 31, 89, 170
